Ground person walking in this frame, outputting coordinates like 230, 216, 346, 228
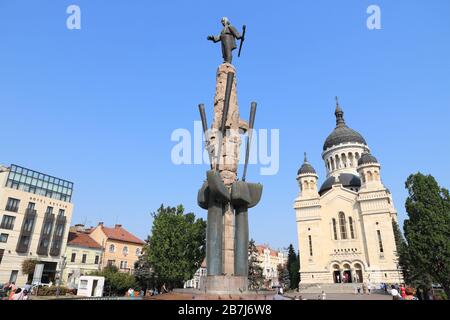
12, 288, 24, 300
390, 285, 401, 300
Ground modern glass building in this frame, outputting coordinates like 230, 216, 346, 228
5, 164, 74, 202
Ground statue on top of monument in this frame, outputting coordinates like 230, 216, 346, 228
207, 17, 246, 64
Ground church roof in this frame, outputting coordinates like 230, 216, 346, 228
298, 152, 316, 175
358, 153, 379, 166
323, 98, 367, 151
319, 173, 361, 195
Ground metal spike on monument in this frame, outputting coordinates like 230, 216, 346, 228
196, 18, 263, 295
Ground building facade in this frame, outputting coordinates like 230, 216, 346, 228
63, 225, 103, 289
184, 259, 207, 289
256, 245, 287, 289
293, 100, 403, 285
0, 164, 74, 286
89, 223, 145, 273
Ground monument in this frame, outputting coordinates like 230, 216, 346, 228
197, 17, 263, 294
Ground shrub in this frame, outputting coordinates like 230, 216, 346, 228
37, 286, 70, 296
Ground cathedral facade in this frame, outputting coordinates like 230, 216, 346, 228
294, 100, 403, 285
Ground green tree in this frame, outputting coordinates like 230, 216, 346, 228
286, 244, 299, 289
91, 265, 137, 296
22, 259, 39, 276
144, 205, 206, 289
403, 173, 450, 297
134, 244, 156, 291
248, 239, 264, 290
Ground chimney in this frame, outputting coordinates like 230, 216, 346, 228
115, 224, 122, 228
74, 224, 85, 232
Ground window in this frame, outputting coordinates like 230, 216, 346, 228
109, 244, 115, 253
9, 270, 18, 283
5, 198, 20, 212
339, 212, 348, 240
45, 206, 54, 215
107, 260, 115, 267
71, 253, 76, 263
308, 235, 313, 257
0, 249, 4, 264
18, 236, 30, 249
27, 202, 35, 211
136, 248, 141, 256
120, 261, 128, 269
94, 255, 99, 264
332, 219, 338, 240
23, 216, 35, 233
0, 233, 8, 243
82, 254, 87, 264
1, 215, 16, 230
42, 221, 52, 235
55, 224, 64, 237
58, 209, 65, 217
349, 217, 355, 239
123, 246, 129, 256
377, 230, 384, 253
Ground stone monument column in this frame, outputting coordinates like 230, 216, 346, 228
210, 63, 242, 276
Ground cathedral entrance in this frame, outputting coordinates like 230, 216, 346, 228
342, 264, 352, 283
354, 263, 363, 283
332, 264, 341, 283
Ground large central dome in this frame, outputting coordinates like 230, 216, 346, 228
323, 100, 367, 151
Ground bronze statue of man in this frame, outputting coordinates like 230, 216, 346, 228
207, 17, 243, 64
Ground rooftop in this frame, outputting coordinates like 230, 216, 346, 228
95, 223, 145, 245
68, 229, 103, 250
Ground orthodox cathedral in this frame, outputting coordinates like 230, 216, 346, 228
294, 99, 403, 285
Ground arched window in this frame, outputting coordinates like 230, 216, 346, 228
374, 171, 379, 181
123, 246, 129, 256
335, 155, 341, 169
377, 230, 384, 253
367, 171, 373, 181
332, 219, 338, 240
136, 248, 141, 256
331, 158, 335, 170
303, 181, 309, 191
339, 212, 348, 240
109, 244, 115, 253
349, 217, 355, 239
355, 152, 360, 161
341, 153, 347, 168
348, 153, 354, 167
309, 180, 315, 189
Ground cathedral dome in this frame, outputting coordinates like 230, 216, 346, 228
298, 153, 316, 175
323, 99, 367, 151
319, 173, 361, 195
358, 153, 378, 166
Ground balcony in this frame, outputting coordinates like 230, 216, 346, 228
15, 209, 37, 254
36, 213, 55, 256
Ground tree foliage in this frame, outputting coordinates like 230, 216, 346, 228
286, 244, 299, 289
144, 205, 206, 289
90, 265, 137, 296
22, 259, 40, 275
402, 173, 450, 297
248, 239, 264, 290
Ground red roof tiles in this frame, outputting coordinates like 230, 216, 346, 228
99, 225, 145, 245
68, 231, 103, 249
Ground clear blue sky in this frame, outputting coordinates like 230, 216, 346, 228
1, 0, 449, 250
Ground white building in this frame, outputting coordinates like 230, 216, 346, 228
293, 100, 403, 285
0, 164, 74, 286
256, 245, 287, 288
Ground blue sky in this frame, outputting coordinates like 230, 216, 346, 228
0, 0, 449, 250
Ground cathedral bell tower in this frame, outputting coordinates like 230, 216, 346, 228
296, 153, 319, 199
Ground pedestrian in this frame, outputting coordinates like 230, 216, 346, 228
368, 283, 372, 295
400, 285, 406, 299
24, 282, 32, 293
12, 288, 24, 300
321, 291, 326, 300
357, 286, 361, 295
390, 285, 401, 300
127, 288, 134, 297
362, 283, 368, 295
20, 290, 29, 300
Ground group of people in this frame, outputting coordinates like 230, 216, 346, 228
126, 283, 170, 298
389, 284, 420, 300
354, 282, 373, 295
1, 282, 31, 300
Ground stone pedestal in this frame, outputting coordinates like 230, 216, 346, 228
205, 275, 248, 295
